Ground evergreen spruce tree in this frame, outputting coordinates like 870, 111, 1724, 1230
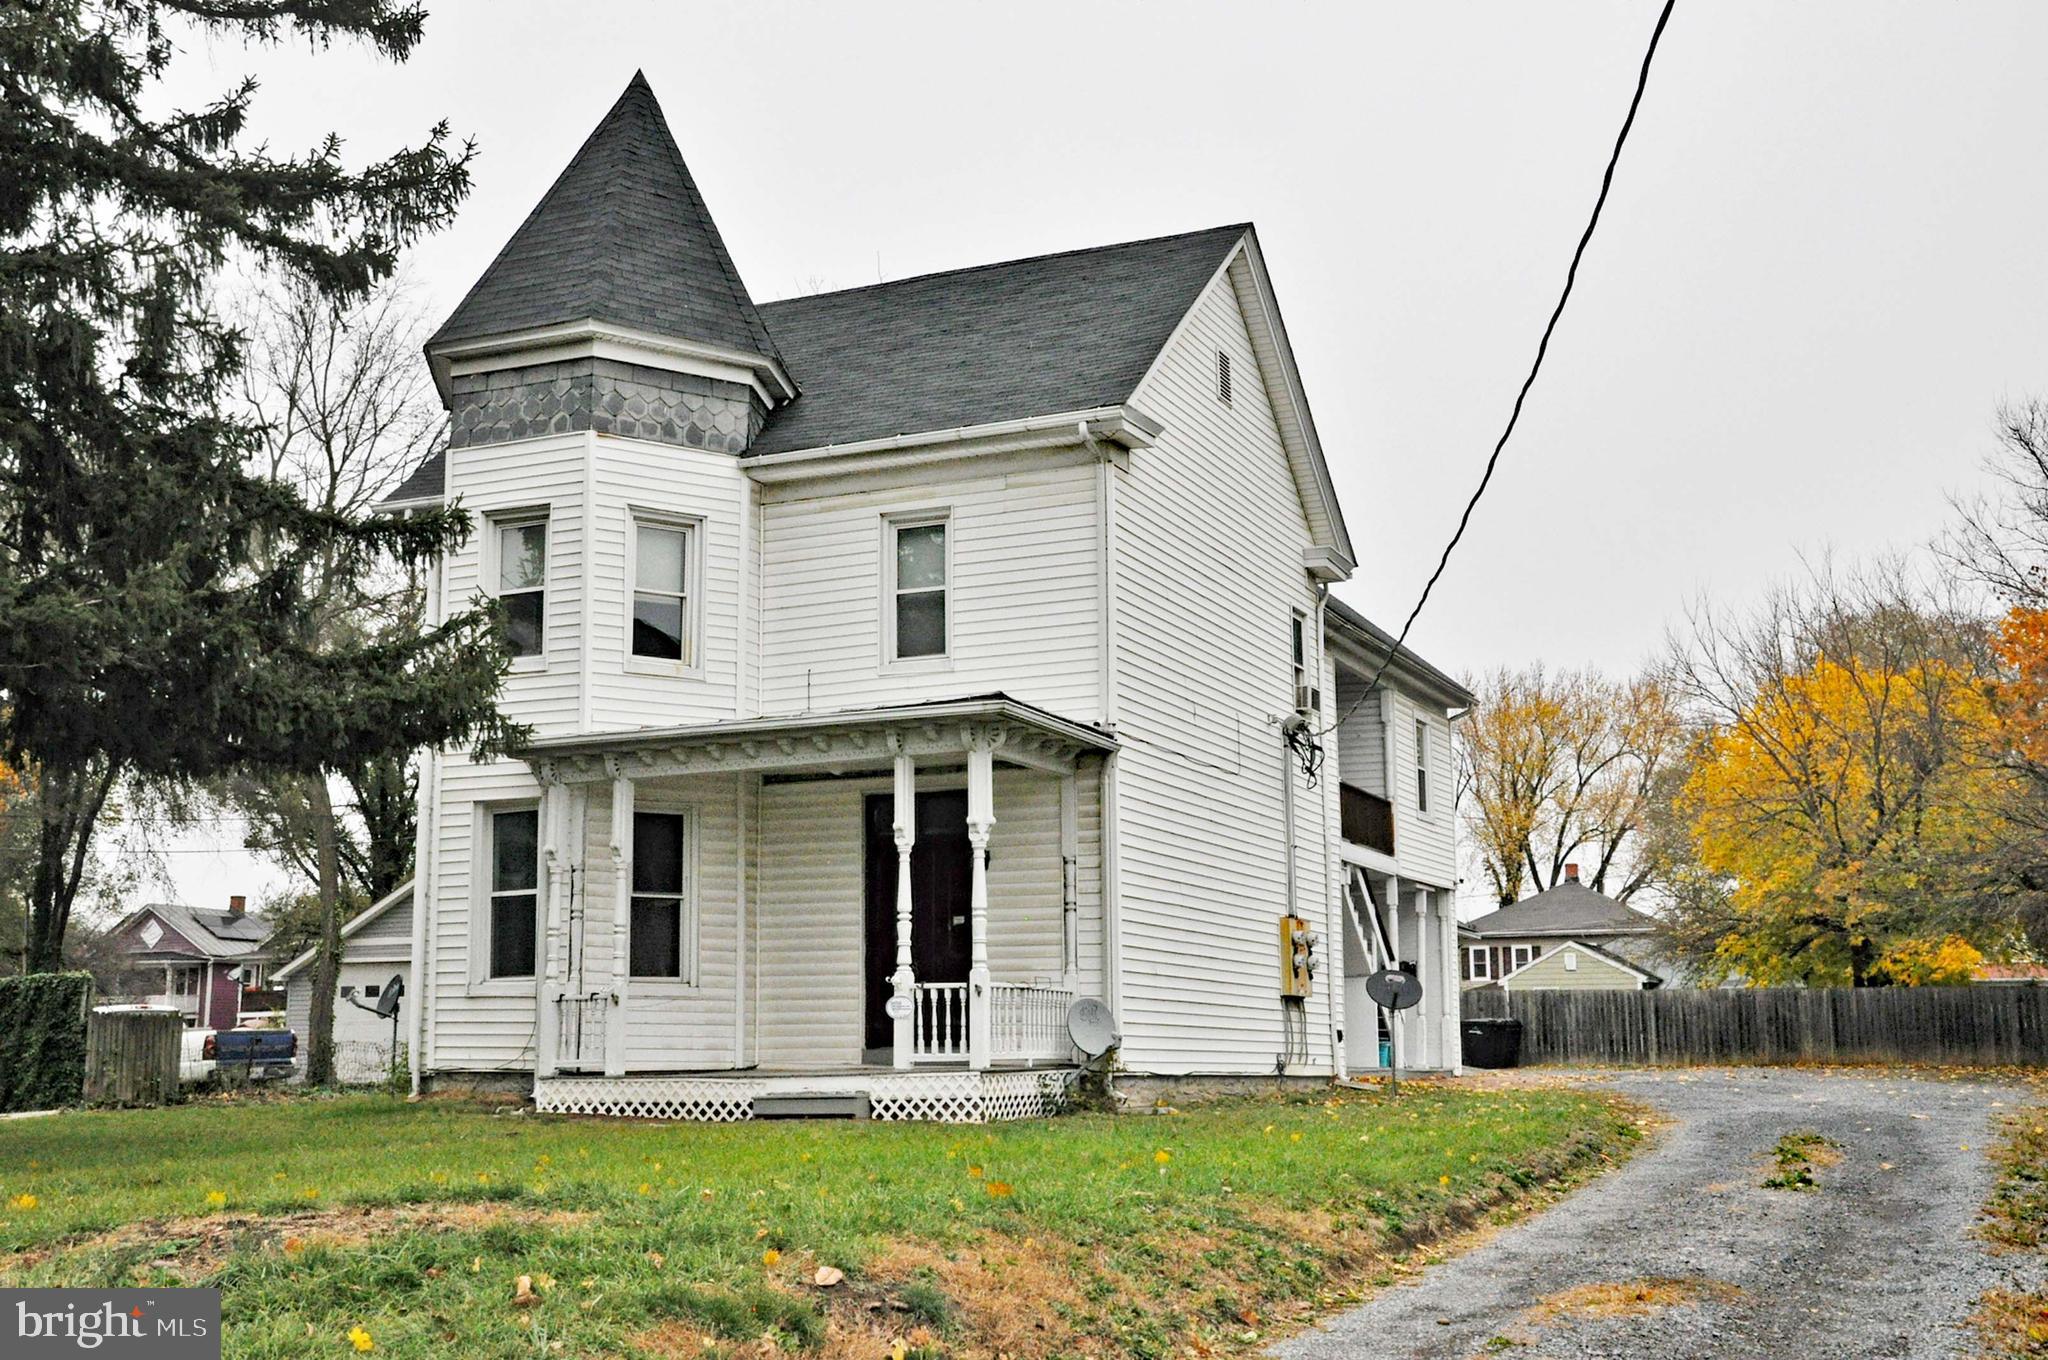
0, 0, 520, 1036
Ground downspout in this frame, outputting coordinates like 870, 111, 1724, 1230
408, 534, 447, 1098
407, 752, 435, 1097
1314, 584, 1342, 1080
1088, 421, 1124, 1023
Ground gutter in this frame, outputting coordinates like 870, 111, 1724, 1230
744, 406, 1161, 482
522, 696, 1119, 760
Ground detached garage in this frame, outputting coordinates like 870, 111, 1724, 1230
275, 881, 413, 1085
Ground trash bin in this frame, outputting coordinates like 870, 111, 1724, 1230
1461, 1017, 1523, 1069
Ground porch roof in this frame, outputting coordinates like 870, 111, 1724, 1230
521, 694, 1116, 782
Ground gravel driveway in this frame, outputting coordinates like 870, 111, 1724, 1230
1274, 1067, 2041, 1359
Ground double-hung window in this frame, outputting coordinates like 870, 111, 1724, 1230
1508, 943, 1538, 973
1415, 719, 1431, 814
488, 808, 540, 979
889, 516, 948, 661
495, 517, 548, 660
1465, 947, 1491, 982
1291, 613, 1308, 697
631, 520, 692, 664
630, 811, 688, 980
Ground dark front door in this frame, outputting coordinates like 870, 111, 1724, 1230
863, 790, 972, 1053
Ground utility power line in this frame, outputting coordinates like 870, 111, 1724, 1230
1323, 0, 1678, 732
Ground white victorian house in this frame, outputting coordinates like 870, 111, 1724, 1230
385, 73, 1470, 1121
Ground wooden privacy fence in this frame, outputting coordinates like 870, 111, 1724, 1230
84, 1009, 182, 1106
1462, 986, 2048, 1066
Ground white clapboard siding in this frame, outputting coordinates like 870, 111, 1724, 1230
442, 432, 589, 738
1331, 670, 1387, 798
756, 466, 1103, 720
752, 778, 865, 1069
1071, 760, 1107, 1004
1112, 255, 1336, 1076
425, 752, 546, 1072
577, 773, 743, 1069
1384, 689, 1458, 890
585, 435, 751, 729
350, 895, 414, 956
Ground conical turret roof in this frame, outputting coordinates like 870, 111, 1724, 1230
431, 72, 781, 366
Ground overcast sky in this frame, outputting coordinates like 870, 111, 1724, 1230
142, 0, 2048, 910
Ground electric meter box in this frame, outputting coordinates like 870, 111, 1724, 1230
1279, 914, 1316, 998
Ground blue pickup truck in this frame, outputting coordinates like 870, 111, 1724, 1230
180, 1027, 298, 1084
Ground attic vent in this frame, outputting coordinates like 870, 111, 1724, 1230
1216, 349, 1232, 406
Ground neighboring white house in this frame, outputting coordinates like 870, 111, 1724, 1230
383, 72, 1470, 1121
275, 882, 415, 1085
1459, 867, 1667, 992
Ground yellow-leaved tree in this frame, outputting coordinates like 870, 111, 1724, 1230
1670, 562, 2007, 986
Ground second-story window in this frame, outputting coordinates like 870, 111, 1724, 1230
889, 516, 948, 661
1415, 718, 1430, 813
1290, 610, 1315, 709
632, 521, 691, 663
495, 516, 547, 659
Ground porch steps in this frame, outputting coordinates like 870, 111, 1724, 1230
752, 1092, 870, 1120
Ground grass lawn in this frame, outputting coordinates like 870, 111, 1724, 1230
1977, 1107, 2048, 1356
0, 1082, 1637, 1359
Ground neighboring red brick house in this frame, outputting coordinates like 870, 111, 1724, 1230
107, 897, 276, 1028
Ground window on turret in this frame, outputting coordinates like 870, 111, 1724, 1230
494, 516, 548, 660
631, 522, 691, 663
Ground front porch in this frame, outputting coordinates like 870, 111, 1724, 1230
516, 697, 1114, 1100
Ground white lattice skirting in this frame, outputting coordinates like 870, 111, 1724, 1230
533, 1069, 1076, 1124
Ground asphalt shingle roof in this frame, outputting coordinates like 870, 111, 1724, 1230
389, 223, 1248, 501
429, 72, 780, 364
133, 902, 275, 959
1462, 878, 1658, 940
391, 74, 1251, 502
748, 224, 1247, 456
384, 447, 445, 505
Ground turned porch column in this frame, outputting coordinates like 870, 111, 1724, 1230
605, 757, 633, 1077
890, 745, 917, 1069
534, 767, 570, 1080
966, 735, 996, 1071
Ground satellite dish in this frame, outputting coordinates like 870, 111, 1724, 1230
1363, 969, 1423, 1011
1066, 997, 1120, 1058
372, 974, 405, 1020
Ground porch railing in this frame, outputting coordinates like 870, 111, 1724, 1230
912, 981, 1076, 1063
554, 992, 607, 1072
911, 982, 970, 1063
989, 982, 1075, 1062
